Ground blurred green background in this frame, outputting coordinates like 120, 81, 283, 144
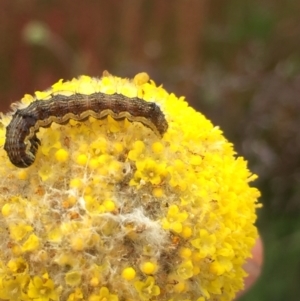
1, 1, 299, 300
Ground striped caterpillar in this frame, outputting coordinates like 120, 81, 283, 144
4, 92, 168, 168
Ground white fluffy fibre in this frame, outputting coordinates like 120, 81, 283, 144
99, 207, 169, 255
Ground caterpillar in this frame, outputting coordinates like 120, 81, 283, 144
4, 92, 168, 168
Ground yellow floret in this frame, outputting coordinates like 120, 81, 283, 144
22, 234, 40, 252
152, 187, 164, 198
70, 178, 82, 189
70, 237, 85, 251
55, 148, 69, 162
140, 261, 157, 275
122, 267, 136, 280
76, 154, 88, 166
134, 72, 150, 85
103, 200, 116, 212
1, 203, 12, 217
65, 271, 82, 286
151, 142, 164, 154
179, 247, 192, 259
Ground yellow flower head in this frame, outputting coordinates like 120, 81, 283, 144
0, 72, 260, 301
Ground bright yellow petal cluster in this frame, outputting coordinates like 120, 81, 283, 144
134, 276, 160, 300
0, 72, 260, 301
162, 204, 189, 233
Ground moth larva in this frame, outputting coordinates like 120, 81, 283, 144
4, 92, 168, 168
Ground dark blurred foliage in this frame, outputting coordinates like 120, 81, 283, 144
1, 0, 300, 300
